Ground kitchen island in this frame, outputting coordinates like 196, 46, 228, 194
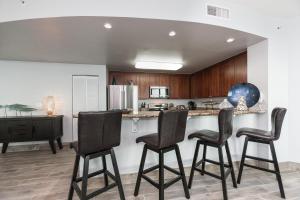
83, 109, 266, 175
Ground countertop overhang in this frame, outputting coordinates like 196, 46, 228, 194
122, 109, 265, 119
72, 109, 265, 119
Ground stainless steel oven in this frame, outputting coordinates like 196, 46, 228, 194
150, 86, 169, 99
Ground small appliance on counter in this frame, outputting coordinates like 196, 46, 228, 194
188, 101, 197, 110
148, 103, 169, 111
202, 99, 219, 110
107, 85, 139, 114
176, 105, 186, 110
140, 102, 148, 111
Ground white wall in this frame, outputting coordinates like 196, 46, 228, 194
247, 40, 269, 160
0, 60, 107, 143
288, 17, 300, 162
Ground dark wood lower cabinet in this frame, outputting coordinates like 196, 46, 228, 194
0, 115, 63, 154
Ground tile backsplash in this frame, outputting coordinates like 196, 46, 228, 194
138, 97, 226, 109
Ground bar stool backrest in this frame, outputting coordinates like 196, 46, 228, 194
271, 107, 287, 140
218, 108, 234, 143
158, 110, 188, 149
78, 110, 122, 155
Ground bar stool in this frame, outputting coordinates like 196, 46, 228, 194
68, 111, 125, 200
134, 110, 190, 200
188, 108, 237, 200
236, 107, 287, 198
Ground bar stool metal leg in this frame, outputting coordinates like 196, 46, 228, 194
188, 141, 200, 188
159, 150, 164, 200
175, 145, 190, 199
134, 145, 148, 196
270, 141, 285, 198
102, 155, 109, 187
237, 137, 249, 184
218, 146, 228, 200
225, 141, 237, 188
81, 156, 90, 200
201, 144, 207, 175
68, 154, 80, 200
111, 149, 126, 200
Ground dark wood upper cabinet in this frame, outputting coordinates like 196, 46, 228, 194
148, 73, 160, 86
137, 73, 150, 100
159, 74, 170, 87
109, 52, 247, 99
180, 75, 191, 99
190, 51, 247, 98
220, 59, 235, 96
126, 72, 138, 85
209, 65, 220, 97
190, 73, 199, 98
170, 75, 190, 99
201, 69, 210, 98
234, 52, 247, 84
109, 72, 191, 99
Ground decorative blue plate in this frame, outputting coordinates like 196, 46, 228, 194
227, 83, 260, 107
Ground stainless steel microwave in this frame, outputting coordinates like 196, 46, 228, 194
149, 86, 169, 99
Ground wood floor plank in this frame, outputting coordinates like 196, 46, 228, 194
0, 148, 299, 200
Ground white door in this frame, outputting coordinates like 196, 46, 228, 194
72, 75, 100, 141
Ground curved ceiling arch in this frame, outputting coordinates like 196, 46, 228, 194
0, 0, 282, 39
0, 16, 265, 73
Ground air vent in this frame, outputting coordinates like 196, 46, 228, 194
207, 5, 230, 19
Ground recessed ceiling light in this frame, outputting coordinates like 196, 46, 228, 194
169, 31, 176, 37
104, 23, 112, 29
226, 38, 235, 43
135, 61, 182, 71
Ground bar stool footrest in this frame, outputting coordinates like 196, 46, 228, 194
141, 174, 159, 189
72, 169, 118, 200
164, 176, 182, 189
245, 155, 274, 163
72, 180, 117, 200
141, 174, 183, 190
75, 169, 105, 182
195, 168, 222, 180
143, 165, 159, 174
87, 183, 117, 199
105, 170, 117, 182
194, 167, 232, 180
143, 164, 181, 176
244, 163, 277, 174
205, 159, 230, 168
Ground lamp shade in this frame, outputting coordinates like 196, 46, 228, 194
46, 96, 55, 116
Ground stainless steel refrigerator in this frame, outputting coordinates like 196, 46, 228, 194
107, 85, 139, 113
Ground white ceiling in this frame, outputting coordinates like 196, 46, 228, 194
0, 16, 265, 73
228, 0, 300, 18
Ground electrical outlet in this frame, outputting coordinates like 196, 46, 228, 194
132, 118, 139, 133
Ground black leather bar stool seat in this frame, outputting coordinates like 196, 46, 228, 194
236, 107, 287, 199
134, 110, 190, 200
189, 129, 231, 144
68, 111, 125, 200
188, 108, 237, 200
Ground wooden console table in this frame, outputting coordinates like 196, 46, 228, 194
0, 115, 63, 154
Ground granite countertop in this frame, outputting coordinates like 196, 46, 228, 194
72, 109, 265, 119
122, 109, 266, 119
